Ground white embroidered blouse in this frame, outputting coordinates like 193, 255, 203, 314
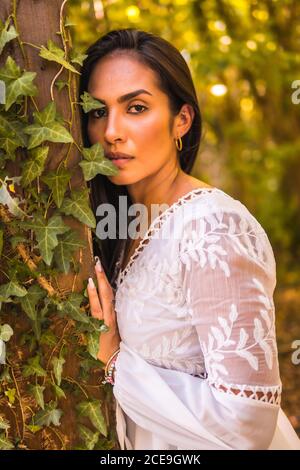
112, 187, 300, 450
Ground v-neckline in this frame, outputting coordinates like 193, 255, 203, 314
116, 186, 221, 287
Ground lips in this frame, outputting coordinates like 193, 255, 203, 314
105, 152, 135, 160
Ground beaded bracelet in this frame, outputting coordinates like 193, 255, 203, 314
104, 348, 120, 376
102, 354, 118, 385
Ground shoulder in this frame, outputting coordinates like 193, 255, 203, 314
171, 187, 263, 234
170, 188, 276, 277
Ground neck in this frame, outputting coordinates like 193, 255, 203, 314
126, 164, 187, 219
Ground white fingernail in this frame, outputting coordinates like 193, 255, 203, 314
88, 277, 95, 288
94, 256, 102, 272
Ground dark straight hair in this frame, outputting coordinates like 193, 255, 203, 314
79, 28, 202, 287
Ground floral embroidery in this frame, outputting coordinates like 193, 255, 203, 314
179, 211, 267, 277
134, 327, 206, 376
200, 277, 277, 382
115, 189, 281, 405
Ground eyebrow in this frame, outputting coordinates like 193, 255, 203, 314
91, 89, 153, 105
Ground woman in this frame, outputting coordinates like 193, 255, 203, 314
80, 29, 300, 450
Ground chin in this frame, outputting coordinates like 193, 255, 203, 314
107, 174, 143, 186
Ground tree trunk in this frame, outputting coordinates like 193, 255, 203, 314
0, 0, 117, 450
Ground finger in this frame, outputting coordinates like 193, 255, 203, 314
87, 277, 103, 320
94, 257, 115, 326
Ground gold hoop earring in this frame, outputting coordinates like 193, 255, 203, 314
175, 136, 183, 151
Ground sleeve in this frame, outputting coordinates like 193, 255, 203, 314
179, 209, 282, 444
112, 209, 282, 450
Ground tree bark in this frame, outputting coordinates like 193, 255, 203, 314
0, 0, 117, 450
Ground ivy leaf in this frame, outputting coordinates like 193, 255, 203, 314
70, 49, 88, 66
54, 230, 86, 273
40, 330, 57, 347
51, 356, 65, 386
58, 293, 89, 323
79, 91, 105, 113
35, 101, 57, 126
87, 331, 99, 360
89, 317, 108, 333
20, 284, 46, 321
24, 102, 73, 149
39, 39, 80, 74
0, 56, 21, 81
52, 383, 66, 400
23, 355, 47, 378
0, 324, 13, 342
0, 114, 28, 156
80, 143, 119, 180
55, 80, 68, 92
0, 19, 18, 55
24, 122, 73, 149
0, 433, 14, 450
26, 425, 42, 434
5, 71, 38, 111
78, 424, 99, 450
21, 213, 70, 265
4, 388, 16, 404
31, 401, 63, 427
76, 400, 107, 436
0, 415, 10, 431
29, 384, 45, 410
41, 166, 71, 208
21, 146, 49, 187
60, 188, 96, 228
0, 279, 27, 300
0, 114, 28, 146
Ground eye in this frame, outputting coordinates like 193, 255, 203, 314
90, 104, 147, 119
90, 108, 106, 119
128, 104, 148, 114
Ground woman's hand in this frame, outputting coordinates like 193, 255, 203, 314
87, 256, 121, 368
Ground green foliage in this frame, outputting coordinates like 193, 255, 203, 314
54, 230, 86, 273
60, 188, 96, 228
41, 166, 72, 208
76, 400, 107, 437
39, 39, 80, 75
22, 355, 47, 378
80, 143, 119, 180
0, 56, 38, 111
24, 102, 73, 149
0, 19, 17, 55
21, 214, 70, 266
78, 424, 99, 450
31, 401, 63, 427
79, 91, 104, 113
0, 8, 119, 450
21, 147, 49, 187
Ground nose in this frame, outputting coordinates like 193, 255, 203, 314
103, 110, 126, 145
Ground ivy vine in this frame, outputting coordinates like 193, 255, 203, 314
0, 0, 118, 450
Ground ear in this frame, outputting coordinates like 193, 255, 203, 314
173, 104, 195, 139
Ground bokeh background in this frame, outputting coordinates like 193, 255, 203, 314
68, 0, 300, 434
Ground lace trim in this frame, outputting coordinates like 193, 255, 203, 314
117, 187, 221, 286
208, 377, 282, 405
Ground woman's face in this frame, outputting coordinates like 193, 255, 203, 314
87, 54, 182, 186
